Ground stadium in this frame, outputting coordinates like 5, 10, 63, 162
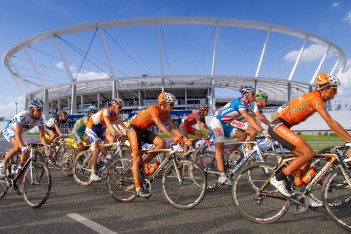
2, 17, 347, 126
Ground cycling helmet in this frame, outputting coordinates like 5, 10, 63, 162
29, 98, 44, 109
110, 98, 123, 106
199, 104, 209, 111
239, 86, 255, 94
158, 92, 177, 104
86, 105, 97, 113
255, 91, 268, 100
315, 72, 340, 89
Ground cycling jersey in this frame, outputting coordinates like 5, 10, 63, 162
209, 98, 251, 142
130, 105, 171, 130
215, 98, 252, 123
72, 114, 88, 143
180, 112, 205, 135
4, 110, 44, 142
45, 116, 68, 132
268, 91, 325, 151
272, 90, 325, 127
86, 108, 121, 143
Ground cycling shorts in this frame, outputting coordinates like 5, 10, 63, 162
209, 118, 238, 143
268, 118, 304, 151
179, 124, 197, 136
3, 125, 26, 143
86, 124, 106, 143
127, 124, 158, 152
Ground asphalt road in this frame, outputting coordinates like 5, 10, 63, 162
0, 137, 349, 234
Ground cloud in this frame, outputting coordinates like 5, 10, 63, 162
342, 11, 351, 24
332, 2, 340, 7
0, 96, 26, 119
284, 44, 327, 62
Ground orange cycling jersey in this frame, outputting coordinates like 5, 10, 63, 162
272, 90, 325, 127
131, 105, 171, 130
86, 108, 119, 129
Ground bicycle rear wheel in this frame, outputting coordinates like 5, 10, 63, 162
22, 161, 51, 208
72, 151, 93, 186
322, 168, 351, 231
232, 162, 289, 224
162, 159, 206, 209
107, 157, 136, 202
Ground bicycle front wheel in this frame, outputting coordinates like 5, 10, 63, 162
107, 157, 136, 202
322, 167, 351, 231
60, 146, 76, 176
22, 161, 51, 208
232, 162, 289, 224
72, 151, 93, 186
195, 151, 221, 192
162, 159, 206, 209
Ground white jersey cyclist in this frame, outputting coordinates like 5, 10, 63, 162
4, 110, 44, 142
210, 97, 251, 142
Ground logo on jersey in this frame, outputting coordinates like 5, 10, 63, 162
314, 102, 319, 106
291, 103, 308, 114
213, 127, 223, 137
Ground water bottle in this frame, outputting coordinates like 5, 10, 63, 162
302, 168, 316, 184
292, 170, 303, 186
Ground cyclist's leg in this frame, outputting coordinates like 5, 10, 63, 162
268, 119, 314, 197
86, 127, 103, 181
127, 125, 150, 198
209, 118, 230, 185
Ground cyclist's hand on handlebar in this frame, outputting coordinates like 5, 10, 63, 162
184, 137, 192, 145
172, 135, 183, 144
262, 129, 270, 138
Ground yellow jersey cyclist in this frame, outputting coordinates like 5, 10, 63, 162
44, 110, 72, 144
86, 98, 127, 182
268, 73, 351, 198
127, 92, 190, 198
0, 98, 50, 188
72, 106, 98, 153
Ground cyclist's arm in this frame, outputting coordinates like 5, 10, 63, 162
116, 119, 127, 135
54, 124, 63, 136
253, 110, 270, 126
317, 107, 351, 142
240, 109, 265, 132
167, 118, 185, 137
66, 125, 73, 136
153, 116, 176, 138
39, 127, 49, 145
103, 116, 119, 135
15, 124, 25, 149
196, 119, 210, 133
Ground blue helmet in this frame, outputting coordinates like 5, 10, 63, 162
86, 105, 97, 114
239, 86, 255, 95
29, 98, 44, 108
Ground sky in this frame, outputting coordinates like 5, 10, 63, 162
1, 0, 351, 118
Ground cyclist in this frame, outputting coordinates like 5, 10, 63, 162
45, 109, 72, 144
209, 86, 268, 185
250, 91, 271, 126
72, 106, 98, 153
268, 72, 351, 198
86, 98, 127, 182
0, 98, 49, 192
179, 104, 210, 139
127, 92, 189, 198
179, 104, 210, 152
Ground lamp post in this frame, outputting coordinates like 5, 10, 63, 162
15, 102, 17, 114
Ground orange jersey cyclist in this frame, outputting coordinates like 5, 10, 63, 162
268, 73, 351, 199
86, 98, 127, 182
127, 92, 189, 198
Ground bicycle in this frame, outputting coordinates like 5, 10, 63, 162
106, 143, 207, 209
231, 143, 351, 231
0, 141, 51, 208
193, 137, 273, 191
72, 140, 128, 186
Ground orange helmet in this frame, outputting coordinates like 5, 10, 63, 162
158, 92, 176, 104
315, 72, 340, 89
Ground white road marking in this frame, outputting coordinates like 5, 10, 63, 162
67, 213, 117, 234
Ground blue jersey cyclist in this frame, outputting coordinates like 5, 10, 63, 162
72, 106, 98, 153
209, 86, 268, 185
0, 98, 50, 183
